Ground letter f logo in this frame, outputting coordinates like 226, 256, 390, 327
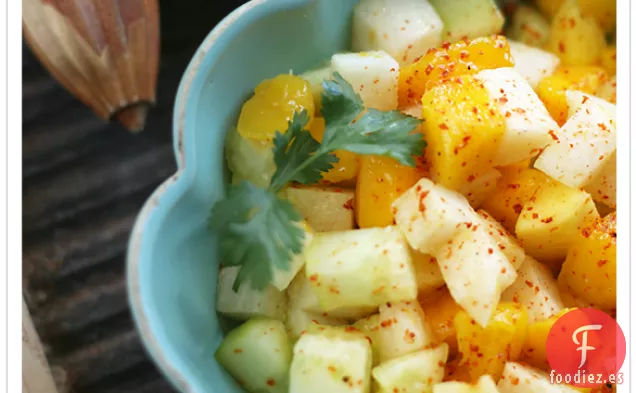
572, 325, 603, 369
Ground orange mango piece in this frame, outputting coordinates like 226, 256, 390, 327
521, 308, 574, 371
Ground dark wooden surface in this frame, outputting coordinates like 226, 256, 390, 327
22, 1, 249, 392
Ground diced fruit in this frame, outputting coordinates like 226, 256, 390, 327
558, 212, 616, 309
547, 0, 606, 67
289, 326, 372, 393
305, 226, 418, 312
412, 252, 445, 295
352, 314, 382, 363
508, 41, 560, 89
501, 256, 564, 323
331, 51, 399, 110
481, 166, 551, 233
566, 90, 616, 121
308, 117, 360, 184
356, 155, 423, 228
536, 0, 617, 33
215, 318, 292, 393
372, 344, 449, 393
428, 0, 504, 42
596, 75, 616, 104
515, 178, 600, 265
433, 375, 500, 393
557, 273, 593, 309
301, 64, 332, 115
436, 223, 517, 327
459, 168, 502, 208
584, 151, 616, 209
475, 67, 558, 167
237, 74, 314, 142
225, 127, 276, 188
476, 209, 526, 270
497, 362, 581, 392
534, 90, 616, 189
283, 186, 355, 232
536, 65, 608, 125
421, 75, 505, 190
398, 35, 514, 107
285, 304, 347, 341
392, 178, 475, 254
271, 222, 313, 291
600, 45, 616, 75
352, 0, 444, 66
506, 5, 551, 47
521, 308, 573, 370
216, 267, 287, 320
420, 287, 464, 356
455, 303, 528, 382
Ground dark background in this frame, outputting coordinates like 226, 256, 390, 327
22, 1, 248, 392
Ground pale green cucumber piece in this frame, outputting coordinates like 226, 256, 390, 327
225, 127, 275, 188
428, 0, 504, 42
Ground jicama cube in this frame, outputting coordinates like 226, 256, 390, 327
392, 178, 476, 254
351, 0, 444, 66
411, 251, 445, 295
505, 5, 551, 47
216, 267, 287, 320
420, 287, 464, 356
475, 67, 558, 167
398, 35, 514, 107
455, 303, 528, 382
428, 0, 504, 42
301, 64, 332, 114
308, 117, 360, 183
534, 91, 616, 189
584, 151, 616, 209
331, 51, 399, 111
476, 209, 525, 270
421, 75, 505, 190
225, 127, 276, 188
283, 186, 355, 232
547, 0, 605, 66
497, 362, 581, 392
515, 179, 600, 266
436, 224, 517, 327
508, 41, 560, 89
558, 212, 616, 309
215, 318, 292, 393
305, 226, 418, 312
356, 155, 423, 228
481, 165, 551, 232
565, 90, 616, 122
521, 308, 573, 370
458, 168, 502, 209
372, 344, 448, 393
501, 256, 564, 323
596, 75, 617, 104
271, 222, 313, 291
433, 375, 500, 393
289, 326, 372, 393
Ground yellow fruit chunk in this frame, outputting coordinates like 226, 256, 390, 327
398, 35, 514, 107
308, 118, 360, 183
521, 308, 574, 371
481, 165, 550, 233
419, 287, 464, 357
536, 66, 608, 125
559, 212, 616, 309
454, 303, 528, 382
537, 0, 616, 32
237, 74, 314, 142
600, 45, 617, 76
547, 0, 606, 67
356, 155, 423, 228
421, 76, 505, 191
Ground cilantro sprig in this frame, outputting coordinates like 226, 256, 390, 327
210, 72, 425, 290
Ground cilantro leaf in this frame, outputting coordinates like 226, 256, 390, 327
209, 181, 305, 290
321, 73, 364, 127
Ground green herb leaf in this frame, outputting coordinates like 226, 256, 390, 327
209, 181, 305, 290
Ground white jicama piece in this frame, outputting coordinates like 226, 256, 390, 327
476, 210, 525, 270
411, 251, 445, 295
534, 90, 616, 188
508, 40, 560, 88
216, 267, 287, 321
215, 318, 292, 393
351, 0, 443, 66
501, 256, 564, 323
433, 375, 500, 393
372, 344, 448, 393
584, 151, 616, 209
392, 178, 476, 255
435, 224, 517, 327
331, 51, 399, 111
271, 222, 313, 291
497, 362, 580, 392
458, 168, 502, 209
289, 326, 372, 393
283, 186, 355, 232
305, 226, 418, 312
475, 67, 558, 167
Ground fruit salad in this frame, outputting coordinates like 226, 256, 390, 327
210, 0, 617, 392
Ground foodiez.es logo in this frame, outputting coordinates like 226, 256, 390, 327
546, 308, 626, 388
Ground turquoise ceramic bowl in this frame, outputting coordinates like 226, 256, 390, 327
127, 0, 359, 391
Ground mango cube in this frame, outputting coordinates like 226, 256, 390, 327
521, 308, 574, 370
420, 287, 464, 357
